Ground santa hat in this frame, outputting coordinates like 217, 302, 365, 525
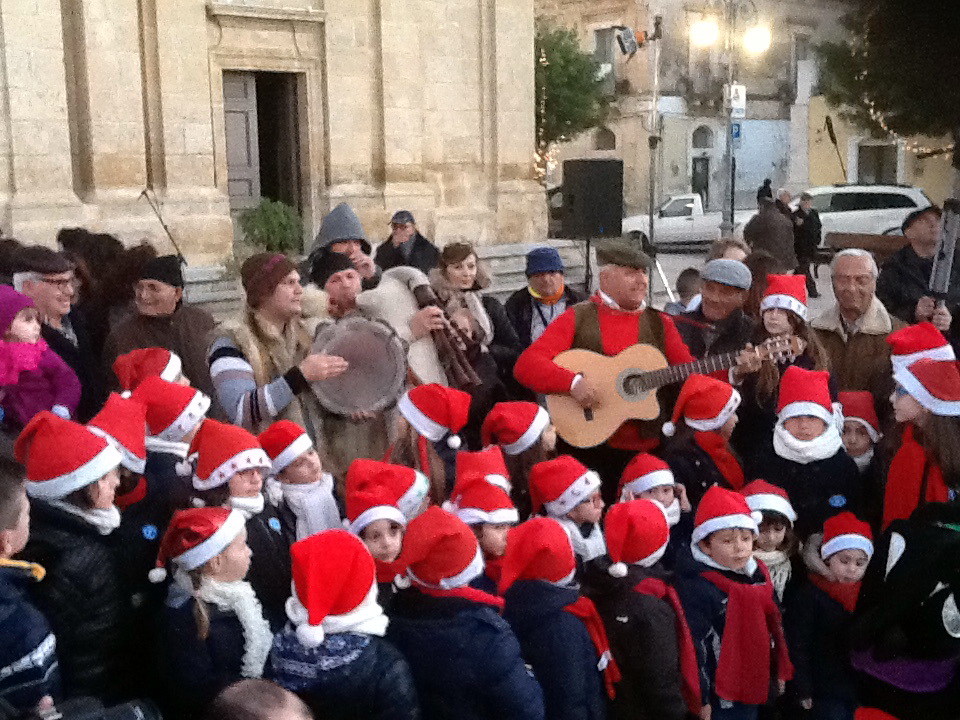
528, 455, 601, 518
663, 374, 740, 437
821, 512, 874, 560
760, 274, 807, 320
854, 709, 899, 720
481, 402, 551, 455
397, 384, 471, 449
190, 419, 271, 492
148, 507, 246, 583
893, 358, 960, 416
398, 506, 484, 590
455, 446, 511, 492
887, 322, 955, 371
87, 394, 148, 474
777, 366, 835, 425
446, 477, 519, 526
497, 517, 576, 594
605, 499, 671, 577
345, 459, 430, 534
618, 453, 676, 500
113, 348, 183, 392
14, 412, 122, 501
692, 485, 761, 544
838, 391, 882, 442
258, 420, 313, 475
132, 376, 210, 442
742, 479, 797, 524
287, 529, 380, 647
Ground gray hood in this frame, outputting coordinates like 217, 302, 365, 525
311, 202, 371, 254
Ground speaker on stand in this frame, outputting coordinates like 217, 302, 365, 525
562, 159, 624, 293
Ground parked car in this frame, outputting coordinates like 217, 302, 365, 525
622, 193, 750, 246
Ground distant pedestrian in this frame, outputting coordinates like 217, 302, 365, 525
793, 192, 822, 297
374, 210, 440, 276
743, 198, 797, 272
757, 179, 773, 206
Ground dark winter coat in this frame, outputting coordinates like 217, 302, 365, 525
19, 501, 134, 701
675, 307, 754, 360
504, 285, 588, 349
244, 505, 294, 631
793, 207, 822, 262
41, 311, 106, 422
744, 200, 797, 271
584, 563, 687, 720
502, 580, 607, 720
269, 626, 420, 720
877, 243, 960, 326
374, 233, 441, 276
662, 433, 736, 511
480, 295, 523, 380
387, 589, 545, 720
0, 562, 61, 712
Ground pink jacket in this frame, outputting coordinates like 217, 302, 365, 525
1, 340, 81, 428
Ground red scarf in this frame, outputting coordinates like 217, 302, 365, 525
701, 565, 794, 705
564, 596, 622, 699
484, 554, 504, 586
416, 583, 505, 611
883, 424, 950, 529
635, 577, 703, 715
115, 476, 147, 511
375, 557, 405, 584
808, 573, 861, 614
695, 432, 745, 490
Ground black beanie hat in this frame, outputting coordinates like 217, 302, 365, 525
140, 255, 184, 288
310, 250, 355, 289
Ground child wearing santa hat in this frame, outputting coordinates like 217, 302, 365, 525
529, 455, 606, 567
661, 374, 744, 510
585, 500, 697, 720
269, 530, 419, 720
742, 479, 799, 602
839, 391, 884, 529
499, 517, 612, 720
112, 347, 187, 392
153, 507, 272, 718
676, 486, 793, 720
190, 419, 292, 630
387, 507, 545, 719
785, 513, 873, 720
258, 419, 341, 541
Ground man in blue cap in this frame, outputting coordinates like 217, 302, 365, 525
504, 246, 586, 350
373, 210, 440, 276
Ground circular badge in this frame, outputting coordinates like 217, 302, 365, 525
943, 593, 960, 638
142, 524, 158, 541
268, 517, 282, 533
828, 494, 847, 508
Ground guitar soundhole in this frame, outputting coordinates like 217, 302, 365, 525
617, 369, 645, 400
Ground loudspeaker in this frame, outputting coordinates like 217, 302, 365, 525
562, 159, 623, 238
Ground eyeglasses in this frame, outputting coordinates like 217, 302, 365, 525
39, 276, 74, 291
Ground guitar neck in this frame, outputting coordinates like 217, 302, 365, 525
633, 351, 739, 391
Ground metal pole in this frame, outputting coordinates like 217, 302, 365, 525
720, 0, 736, 238
647, 14, 662, 250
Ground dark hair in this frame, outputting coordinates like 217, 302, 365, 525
191, 485, 231, 510
63, 483, 99, 511
707, 238, 750, 262
918, 415, 960, 491
439, 242, 476, 267
743, 251, 787, 319
676, 267, 702, 297
0, 238, 24, 283
387, 422, 446, 505
504, 439, 552, 521
758, 512, 799, 555
0, 459, 26, 531
205, 679, 311, 720
754, 312, 830, 405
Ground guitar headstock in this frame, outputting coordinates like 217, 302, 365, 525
757, 335, 805, 363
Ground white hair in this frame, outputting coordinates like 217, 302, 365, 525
11, 272, 40, 293
830, 248, 878, 279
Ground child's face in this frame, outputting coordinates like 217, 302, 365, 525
6, 307, 41, 343
476, 522, 511, 558
565, 490, 604, 525
783, 415, 827, 441
699, 528, 755, 570
718, 413, 738, 440
639, 484, 676, 508
361, 519, 404, 563
842, 420, 873, 458
89, 468, 121, 509
540, 423, 557, 454
756, 519, 787, 552
825, 548, 869, 583
0, 489, 29, 558
891, 385, 927, 425
207, 528, 252, 582
278, 449, 322, 485
762, 308, 792, 337
228, 468, 264, 498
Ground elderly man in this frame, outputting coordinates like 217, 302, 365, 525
676, 258, 754, 358
306, 203, 381, 290
13, 246, 105, 421
373, 210, 440, 275
504, 246, 587, 350
744, 197, 797, 271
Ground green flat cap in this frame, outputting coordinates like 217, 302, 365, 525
595, 239, 651, 270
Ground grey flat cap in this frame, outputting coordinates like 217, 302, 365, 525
702, 258, 752, 290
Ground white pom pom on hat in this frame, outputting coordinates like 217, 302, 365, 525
148, 567, 168, 584
447, 435, 462, 450
662, 421, 676, 437
608, 562, 629, 578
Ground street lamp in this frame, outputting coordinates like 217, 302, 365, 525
690, 18, 720, 48
742, 25, 771, 56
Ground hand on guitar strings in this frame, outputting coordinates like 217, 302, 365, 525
409, 306, 447, 340
299, 352, 349, 383
570, 375, 599, 410
731, 343, 764, 382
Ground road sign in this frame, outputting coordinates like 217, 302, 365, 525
729, 83, 746, 118
732, 121, 742, 149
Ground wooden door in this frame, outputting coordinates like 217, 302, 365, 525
223, 71, 260, 216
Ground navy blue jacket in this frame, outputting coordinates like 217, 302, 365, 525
503, 580, 606, 720
244, 505, 294, 631
662, 434, 736, 510
0, 562, 60, 712
387, 589, 545, 720
269, 626, 419, 720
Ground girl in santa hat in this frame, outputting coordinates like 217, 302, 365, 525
742, 480, 800, 602
839, 391, 885, 530
152, 507, 272, 719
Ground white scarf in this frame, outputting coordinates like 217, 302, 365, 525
663, 498, 682, 527
753, 549, 792, 601
285, 583, 389, 648
773, 421, 843, 464
195, 576, 273, 678
555, 517, 607, 563
47, 499, 121, 535
280, 475, 342, 541
229, 494, 265, 519
852, 447, 874, 473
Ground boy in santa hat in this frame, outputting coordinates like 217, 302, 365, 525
152, 507, 272, 718
529, 455, 606, 567
258, 419, 341, 540
839, 391, 884, 529
269, 529, 419, 719
387, 507, 545, 719
786, 513, 873, 720
676, 485, 793, 720
499, 517, 612, 720
742, 479, 799, 602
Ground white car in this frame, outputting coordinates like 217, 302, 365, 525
622, 193, 752, 246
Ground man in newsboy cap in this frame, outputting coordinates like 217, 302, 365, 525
675, 258, 754, 359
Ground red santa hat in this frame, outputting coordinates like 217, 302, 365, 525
345, 459, 430, 534
854, 709, 899, 720
741, 479, 797, 524
887, 321, 955, 372
893, 358, 960, 416
497, 517, 576, 594
605, 499, 671, 577
692, 485, 761, 544
760, 274, 808, 321
287, 529, 380, 647
87, 393, 148, 475
257, 420, 313, 476
113, 347, 184, 392
838, 391, 882, 442
618, 453, 676, 500
148, 507, 246, 583
190, 419, 271, 492
777, 366, 835, 425
663, 374, 740, 437
14, 412, 122, 501
481, 402, 551, 455
398, 506, 484, 589
455, 446, 511, 492
446, 477, 519, 526
821, 511, 874, 560
132, 376, 210, 442
397, 384, 471, 449
528, 455, 601, 518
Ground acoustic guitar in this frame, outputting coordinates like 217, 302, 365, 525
546, 336, 802, 448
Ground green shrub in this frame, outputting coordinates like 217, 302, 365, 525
238, 199, 303, 254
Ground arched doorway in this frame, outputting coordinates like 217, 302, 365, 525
691, 125, 714, 208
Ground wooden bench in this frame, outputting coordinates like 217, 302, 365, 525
825, 232, 909, 265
